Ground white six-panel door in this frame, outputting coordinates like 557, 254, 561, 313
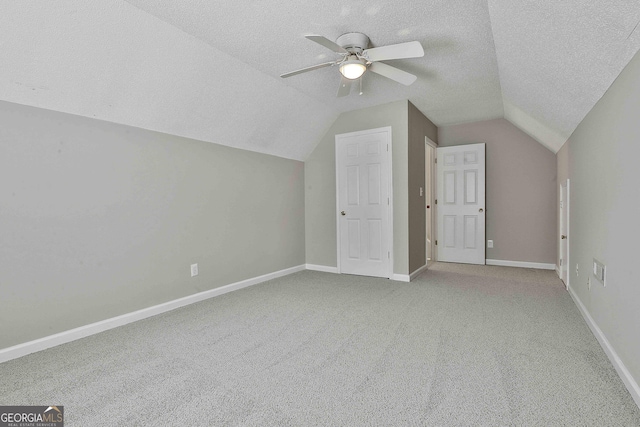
336, 127, 392, 278
560, 180, 569, 288
437, 143, 486, 265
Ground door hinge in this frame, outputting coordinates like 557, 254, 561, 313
435, 240, 438, 246
434, 158, 437, 164
435, 199, 438, 205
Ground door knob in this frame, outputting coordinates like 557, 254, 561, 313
341, 211, 346, 216
561, 235, 566, 239
479, 208, 484, 212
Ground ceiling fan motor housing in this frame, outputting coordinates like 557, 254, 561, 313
336, 32, 370, 55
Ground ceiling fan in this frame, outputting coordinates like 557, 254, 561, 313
280, 32, 424, 97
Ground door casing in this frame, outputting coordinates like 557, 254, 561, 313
425, 137, 437, 265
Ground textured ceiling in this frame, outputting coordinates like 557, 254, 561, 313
1, 1, 639, 159
488, 0, 640, 152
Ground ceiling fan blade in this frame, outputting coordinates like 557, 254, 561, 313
280, 61, 336, 78
337, 75, 352, 97
305, 35, 348, 54
362, 41, 424, 62
369, 62, 417, 86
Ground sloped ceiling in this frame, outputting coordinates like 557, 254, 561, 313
1, 1, 639, 160
488, 0, 640, 152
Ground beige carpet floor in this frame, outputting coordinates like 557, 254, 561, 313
1, 263, 639, 426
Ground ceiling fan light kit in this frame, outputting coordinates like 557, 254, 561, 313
281, 32, 424, 97
339, 56, 367, 80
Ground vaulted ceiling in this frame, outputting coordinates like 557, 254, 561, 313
1, 1, 639, 160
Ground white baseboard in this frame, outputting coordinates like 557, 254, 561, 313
568, 285, 640, 409
486, 259, 556, 270
555, 265, 561, 278
410, 264, 429, 281
391, 264, 429, 282
0, 264, 305, 364
308, 264, 410, 282
305, 264, 338, 274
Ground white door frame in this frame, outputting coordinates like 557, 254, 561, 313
559, 179, 570, 290
425, 137, 437, 265
335, 126, 394, 278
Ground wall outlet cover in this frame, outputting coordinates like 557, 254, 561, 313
191, 263, 198, 277
487, 240, 494, 248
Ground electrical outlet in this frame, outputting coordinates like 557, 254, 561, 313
487, 240, 494, 248
587, 276, 591, 290
576, 263, 579, 277
190, 263, 198, 277
420, 187, 424, 197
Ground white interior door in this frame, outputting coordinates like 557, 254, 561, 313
437, 143, 486, 264
336, 127, 392, 278
425, 139, 436, 263
560, 180, 569, 287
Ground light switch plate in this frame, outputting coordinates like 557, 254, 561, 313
593, 259, 605, 285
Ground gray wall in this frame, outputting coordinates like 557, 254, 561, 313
305, 100, 409, 274
438, 118, 557, 264
0, 101, 305, 350
407, 102, 438, 273
561, 48, 640, 386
